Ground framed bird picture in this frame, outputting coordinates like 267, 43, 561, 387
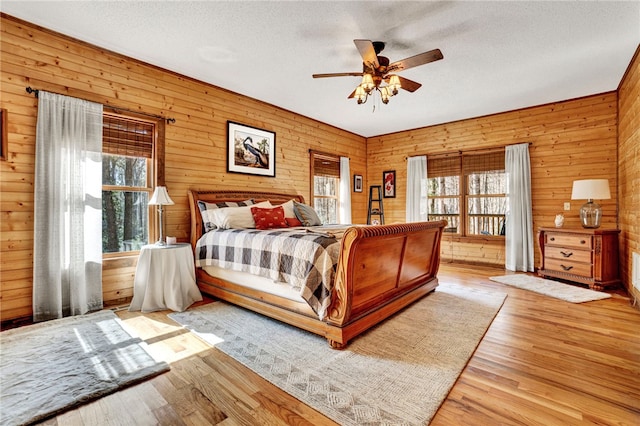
227, 121, 276, 177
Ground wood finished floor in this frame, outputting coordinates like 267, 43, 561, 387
37, 264, 640, 425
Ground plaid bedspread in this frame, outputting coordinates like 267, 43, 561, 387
196, 227, 346, 320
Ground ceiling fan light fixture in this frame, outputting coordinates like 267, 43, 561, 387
386, 85, 396, 97
361, 73, 375, 93
388, 75, 401, 96
354, 85, 367, 104
379, 87, 391, 104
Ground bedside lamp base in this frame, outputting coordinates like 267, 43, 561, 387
579, 199, 602, 229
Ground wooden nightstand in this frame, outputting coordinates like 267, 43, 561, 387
537, 227, 620, 290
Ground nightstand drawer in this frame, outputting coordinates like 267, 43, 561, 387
545, 233, 592, 249
545, 246, 592, 263
545, 258, 592, 278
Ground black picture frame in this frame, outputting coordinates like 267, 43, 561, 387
227, 121, 276, 177
383, 170, 396, 198
353, 174, 363, 192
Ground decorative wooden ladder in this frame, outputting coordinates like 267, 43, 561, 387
367, 185, 384, 225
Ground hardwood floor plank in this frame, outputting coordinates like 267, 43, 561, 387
31, 264, 639, 425
151, 373, 200, 419
151, 405, 187, 426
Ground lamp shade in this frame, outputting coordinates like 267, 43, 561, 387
388, 74, 401, 94
148, 186, 175, 206
361, 74, 374, 92
571, 179, 611, 200
354, 85, 367, 104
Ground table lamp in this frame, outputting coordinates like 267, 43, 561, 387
148, 186, 174, 245
571, 179, 611, 229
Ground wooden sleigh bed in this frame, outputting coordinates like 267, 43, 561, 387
188, 189, 447, 348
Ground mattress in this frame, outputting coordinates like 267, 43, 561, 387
202, 265, 305, 302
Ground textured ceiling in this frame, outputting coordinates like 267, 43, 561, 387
3, 1, 639, 137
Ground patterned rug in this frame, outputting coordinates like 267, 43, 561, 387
169, 283, 506, 425
489, 274, 611, 303
0, 310, 169, 426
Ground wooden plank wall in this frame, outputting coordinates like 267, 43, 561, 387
366, 93, 619, 267
618, 46, 640, 298
0, 14, 635, 322
0, 15, 368, 321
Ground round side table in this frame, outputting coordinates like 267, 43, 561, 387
129, 243, 203, 312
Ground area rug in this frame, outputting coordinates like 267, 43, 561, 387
0, 310, 170, 426
489, 274, 611, 303
169, 283, 506, 425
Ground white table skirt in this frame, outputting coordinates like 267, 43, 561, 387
129, 243, 203, 312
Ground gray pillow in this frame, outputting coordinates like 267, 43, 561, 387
293, 201, 322, 226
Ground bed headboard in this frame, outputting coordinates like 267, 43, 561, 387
188, 189, 305, 248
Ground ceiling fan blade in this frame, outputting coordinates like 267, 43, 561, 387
354, 39, 379, 70
397, 75, 422, 92
347, 88, 357, 99
387, 48, 443, 73
313, 72, 364, 78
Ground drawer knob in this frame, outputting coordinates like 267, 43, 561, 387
560, 251, 573, 258
580, 240, 586, 245
549, 237, 555, 241
560, 264, 574, 271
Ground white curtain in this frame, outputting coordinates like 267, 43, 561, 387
33, 91, 104, 321
505, 143, 534, 272
406, 155, 427, 222
339, 156, 352, 224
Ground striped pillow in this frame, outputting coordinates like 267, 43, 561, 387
197, 199, 255, 233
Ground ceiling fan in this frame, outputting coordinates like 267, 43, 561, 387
312, 39, 443, 105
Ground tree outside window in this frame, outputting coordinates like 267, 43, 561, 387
310, 151, 340, 224
102, 114, 161, 254
428, 151, 506, 237
102, 154, 150, 252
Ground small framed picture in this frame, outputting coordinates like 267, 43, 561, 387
383, 170, 396, 198
353, 174, 363, 192
227, 121, 276, 177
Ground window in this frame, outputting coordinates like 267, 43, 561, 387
102, 113, 162, 254
427, 150, 506, 237
427, 156, 460, 233
310, 152, 340, 224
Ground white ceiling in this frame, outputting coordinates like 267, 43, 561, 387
3, 1, 639, 137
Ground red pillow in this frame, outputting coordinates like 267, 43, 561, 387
251, 206, 288, 230
285, 217, 303, 227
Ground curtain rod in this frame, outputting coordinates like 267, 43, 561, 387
26, 87, 176, 124
308, 149, 350, 160
404, 142, 532, 160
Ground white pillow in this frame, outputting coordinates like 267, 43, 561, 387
198, 199, 255, 232
280, 199, 297, 219
212, 201, 272, 229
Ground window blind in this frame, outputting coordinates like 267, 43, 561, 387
428, 155, 460, 177
313, 155, 340, 178
103, 115, 154, 158
462, 151, 505, 175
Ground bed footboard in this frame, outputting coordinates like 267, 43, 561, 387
325, 221, 447, 348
